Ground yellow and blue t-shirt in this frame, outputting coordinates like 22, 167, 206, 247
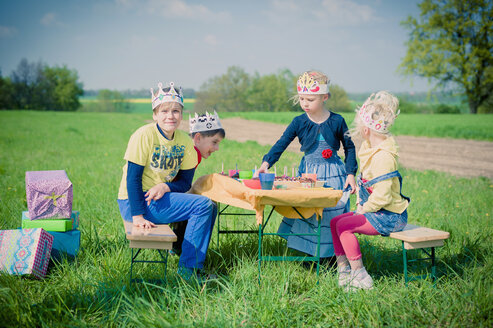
118, 123, 197, 199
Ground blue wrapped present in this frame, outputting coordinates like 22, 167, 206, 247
47, 230, 81, 260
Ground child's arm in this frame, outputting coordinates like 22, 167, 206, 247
338, 118, 357, 193
127, 161, 156, 228
260, 120, 298, 170
144, 168, 195, 204
165, 168, 195, 193
339, 118, 357, 176
361, 152, 396, 213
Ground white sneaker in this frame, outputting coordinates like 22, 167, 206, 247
345, 268, 374, 291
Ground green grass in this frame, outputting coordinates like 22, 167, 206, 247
0, 111, 492, 327
220, 111, 493, 141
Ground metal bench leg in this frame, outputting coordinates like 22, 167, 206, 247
402, 242, 439, 287
402, 242, 408, 286
130, 248, 142, 284
431, 247, 436, 286
129, 248, 170, 284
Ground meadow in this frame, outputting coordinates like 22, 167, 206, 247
0, 111, 492, 327
219, 111, 493, 141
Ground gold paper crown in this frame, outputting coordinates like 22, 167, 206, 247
297, 72, 329, 95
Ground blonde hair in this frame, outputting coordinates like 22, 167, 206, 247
348, 91, 399, 138
292, 70, 331, 105
152, 87, 184, 114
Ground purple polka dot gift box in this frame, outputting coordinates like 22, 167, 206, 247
25, 170, 73, 220
0, 228, 53, 279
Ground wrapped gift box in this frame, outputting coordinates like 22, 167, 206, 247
21, 210, 80, 232
48, 230, 81, 260
26, 170, 73, 220
0, 228, 53, 279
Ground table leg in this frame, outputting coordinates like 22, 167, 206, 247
316, 214, 321, 283
258, 222, 263, 285
216, 202, 221, 248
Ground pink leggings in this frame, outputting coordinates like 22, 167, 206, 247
330, 212, 380, 261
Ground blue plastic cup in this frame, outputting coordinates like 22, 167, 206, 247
259, 173, 275, 190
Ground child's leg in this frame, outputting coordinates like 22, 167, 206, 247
146, 192, 216, 269
330, 212, 356, 257
330, 212, 356, 269
334, 214, 379, 290
335, 213, 379, 265
172, 220, 188, 254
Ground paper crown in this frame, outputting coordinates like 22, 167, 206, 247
358, 97, 400, 134
297, 72, 329, 95
150, 82, 183, 109
189, 111, 223, 133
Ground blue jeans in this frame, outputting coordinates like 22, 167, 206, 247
118, 192, 216, 269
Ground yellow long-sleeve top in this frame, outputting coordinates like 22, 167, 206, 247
358, 136, 409, 214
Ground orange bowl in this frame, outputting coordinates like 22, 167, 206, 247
242, 178, 261, 189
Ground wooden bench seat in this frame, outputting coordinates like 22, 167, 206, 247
123, 219, 177, 249
389, 224, 450, 285
122, 219, 177, 284
390, 224, 450, 249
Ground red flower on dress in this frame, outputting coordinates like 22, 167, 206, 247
322, 149, 333, 159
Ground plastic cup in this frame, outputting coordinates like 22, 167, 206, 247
259, 173, 275, 190
229, 169, 239, 177
239, 170, 253, 179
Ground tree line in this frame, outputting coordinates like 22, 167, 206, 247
194, 66, 352, 113
1, 0, 490, 114
0, 59, 83, 111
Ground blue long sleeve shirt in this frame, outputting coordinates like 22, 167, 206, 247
126, 124, 196, 216
262, 112, 358, 175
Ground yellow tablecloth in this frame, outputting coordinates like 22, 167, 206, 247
190, 174, 343, 224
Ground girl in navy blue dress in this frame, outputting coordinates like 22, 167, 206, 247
256, 71, 357, 259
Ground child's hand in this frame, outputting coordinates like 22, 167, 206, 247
356, 204, 366, 214
132, 215, 157, 229
344, 174, 356, 194
254, 161, 270, 177
145, 183, 171, 205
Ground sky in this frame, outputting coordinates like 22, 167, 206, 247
0, 0, 432, 93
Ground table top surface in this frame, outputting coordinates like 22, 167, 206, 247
191, 173, 344, 223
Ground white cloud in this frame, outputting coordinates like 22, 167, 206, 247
204, 34, 218, 46
264, 0, 376, 26
319, 0, 374, 23
116, 0, 231, 23
40, 13, 64, 27
0, 25, 17, 38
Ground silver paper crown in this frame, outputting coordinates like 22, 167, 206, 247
150, 81, 184, 109
189, 111, 223, 133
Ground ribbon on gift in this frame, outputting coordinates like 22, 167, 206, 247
44, 192, 66, 207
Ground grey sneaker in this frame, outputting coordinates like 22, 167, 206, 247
345, 269, 374, 291
338, 267, 351, 287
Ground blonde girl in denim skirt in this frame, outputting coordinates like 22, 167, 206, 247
330, 91, 410, 291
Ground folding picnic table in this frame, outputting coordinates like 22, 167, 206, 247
191, 173, 343, 283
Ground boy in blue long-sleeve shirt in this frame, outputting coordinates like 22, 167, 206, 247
117, 82, 216, 282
